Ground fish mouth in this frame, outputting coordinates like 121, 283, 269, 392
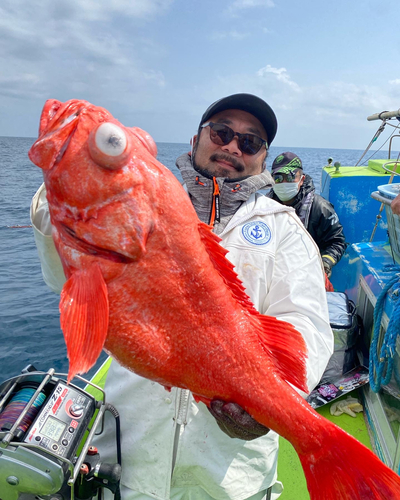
61, 224, 134, 264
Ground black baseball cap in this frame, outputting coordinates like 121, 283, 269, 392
199, 93, 278, 146
271, 152, 303, 174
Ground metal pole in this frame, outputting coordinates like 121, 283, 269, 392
367, 109, 400, 121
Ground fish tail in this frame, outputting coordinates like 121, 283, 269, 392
299, 426, 400, 499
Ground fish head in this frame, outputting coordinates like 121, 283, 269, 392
29, 99, 160, 275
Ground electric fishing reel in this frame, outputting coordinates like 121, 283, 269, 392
0, 366, 121, 500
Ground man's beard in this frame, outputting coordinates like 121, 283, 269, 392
192, 153, 247, 181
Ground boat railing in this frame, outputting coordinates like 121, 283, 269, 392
388, 135, 400, 160
382, 160, 400, 178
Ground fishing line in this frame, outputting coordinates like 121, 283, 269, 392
359, 120, 400, 166
0, 225, 32, 229
0, 387, 46, 438
369, 271, 400, 393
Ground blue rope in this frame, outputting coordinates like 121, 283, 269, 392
369, 272, 400, 392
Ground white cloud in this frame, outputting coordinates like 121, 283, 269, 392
210, 30, 249, 40
142, 70, 166, 88
0, 73, 43, 99
257, 65, 301, 92
0, 0, 169, 104
185, 62, 400, 148
229, 0, 275, 10
226, 0, 274, 16
301, 82, 395, 119
389, 79, 400, 85
0, 0, 174, 23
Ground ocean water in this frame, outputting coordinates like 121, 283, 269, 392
0, 136, 396, 384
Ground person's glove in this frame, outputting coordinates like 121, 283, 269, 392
208, 400, 270, 441
330, 396, 363, 418
321, 255, 334, 278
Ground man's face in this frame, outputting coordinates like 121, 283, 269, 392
192, 109, 268, 180
274, 169, 305, 186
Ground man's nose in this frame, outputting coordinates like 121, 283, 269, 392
221, 135, 242, 156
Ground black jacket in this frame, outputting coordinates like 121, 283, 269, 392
269, 174, 347, 265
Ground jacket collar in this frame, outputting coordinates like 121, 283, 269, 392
176, 153, 273, 233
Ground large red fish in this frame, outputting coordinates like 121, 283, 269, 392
29, 99, 400, 499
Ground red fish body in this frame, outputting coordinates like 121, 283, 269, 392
29, 99, 400, 499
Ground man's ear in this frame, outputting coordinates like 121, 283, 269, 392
190, 134, 198, 156
261, 149, 268, 171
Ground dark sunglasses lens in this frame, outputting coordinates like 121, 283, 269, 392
209, 124, 234, 145
208, 123, 265, 155
238, 135, 264, 155
273, 172, 297, 183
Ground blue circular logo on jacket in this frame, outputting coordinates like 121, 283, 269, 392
241, 221, 271, 246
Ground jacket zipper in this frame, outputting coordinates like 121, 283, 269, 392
209, 177, 221, 226
171, 389, 190, 474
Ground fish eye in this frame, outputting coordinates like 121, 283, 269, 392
94, 123, 127, 157
88, 121, 132, 170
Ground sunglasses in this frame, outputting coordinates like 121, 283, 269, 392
273, 170, 302, 183
201, 122, 268, 155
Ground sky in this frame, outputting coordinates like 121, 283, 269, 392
0, 0, 399, 149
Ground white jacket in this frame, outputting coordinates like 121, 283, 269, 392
30, 183, 333, 500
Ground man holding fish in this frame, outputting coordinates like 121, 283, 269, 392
30, 94, 334, 500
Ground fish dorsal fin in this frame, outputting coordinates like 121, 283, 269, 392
60, 262, 109, 383
198, 222, 308, 393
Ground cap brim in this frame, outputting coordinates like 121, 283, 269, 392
272, 166, 303, 176
200, 93, 277, 146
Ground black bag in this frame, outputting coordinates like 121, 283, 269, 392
319, 292, 360, 385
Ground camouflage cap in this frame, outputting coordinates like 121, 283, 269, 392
271, 152, 303, 175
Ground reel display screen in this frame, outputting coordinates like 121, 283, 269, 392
23, 380, 96, 460
41, 415, 66, 442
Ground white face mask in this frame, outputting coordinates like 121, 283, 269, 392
273, 181, 301, 202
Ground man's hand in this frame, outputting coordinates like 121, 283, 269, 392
325, 273, 334, 292
208, 400, 270, 441
392, 193, 400, 216
321, 256, 334, 278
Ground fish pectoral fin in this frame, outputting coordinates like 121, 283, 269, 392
60, 262, 109, 383
192, 394, 212, 407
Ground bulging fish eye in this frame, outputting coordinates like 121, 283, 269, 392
88, 122, 131, 170
95, 123, 127, 156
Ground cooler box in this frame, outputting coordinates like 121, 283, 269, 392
377, 183, 400, 200
319, 292, 360, 385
